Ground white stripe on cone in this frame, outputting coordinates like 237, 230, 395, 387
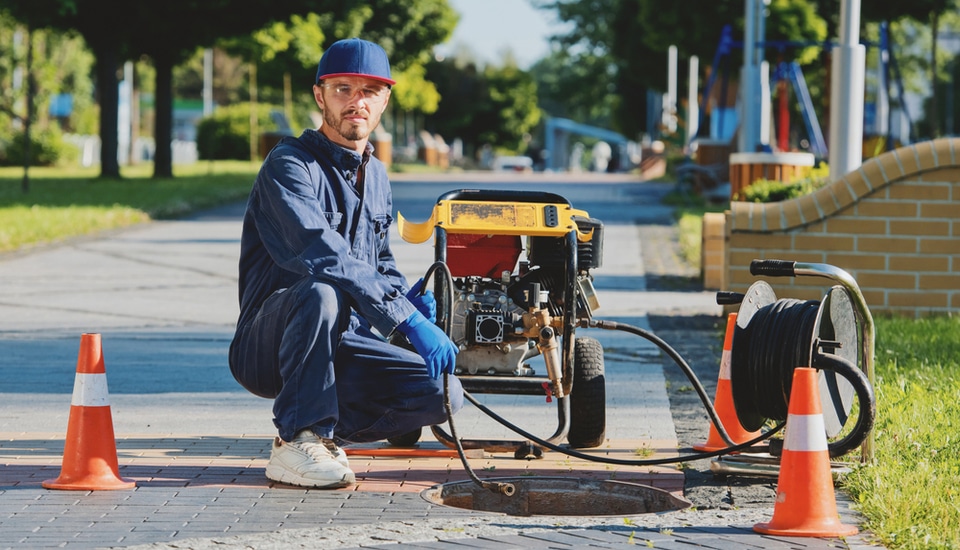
718, 349, 732, 380
782, 413, 828, 452
71, 373, 110, 407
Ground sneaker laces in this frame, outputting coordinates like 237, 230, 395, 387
321, 438, 348, 462
290, 431, 335, 462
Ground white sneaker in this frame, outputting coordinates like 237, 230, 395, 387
323, 438, 351, 469
265, 430, 355, 489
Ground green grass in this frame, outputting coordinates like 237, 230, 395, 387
662, 190, 727, 269
0, 162, 260, 253
844, 315, 960, 549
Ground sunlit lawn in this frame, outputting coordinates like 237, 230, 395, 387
0, 162, 260, 253
845, 315, 960, 549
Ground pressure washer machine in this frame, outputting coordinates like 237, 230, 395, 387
391, 189, 876, 483
394, 189, 606, 457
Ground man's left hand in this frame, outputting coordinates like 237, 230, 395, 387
405, 278, 436, 323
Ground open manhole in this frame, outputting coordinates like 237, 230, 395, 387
421, 477, 691, 517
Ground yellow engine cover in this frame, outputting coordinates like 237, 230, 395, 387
398, 199, 594, 244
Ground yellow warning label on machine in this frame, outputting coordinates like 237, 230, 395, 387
398, 200, 593, 244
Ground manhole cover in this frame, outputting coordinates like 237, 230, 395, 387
421, 477, 691, 517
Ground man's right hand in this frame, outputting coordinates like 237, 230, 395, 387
397, 311, 458, 379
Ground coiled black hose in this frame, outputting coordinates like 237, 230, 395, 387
733, 299, 820, 430
732, 298, 876, 458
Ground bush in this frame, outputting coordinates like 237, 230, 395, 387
735, 162, 831, 203
0, 128, 75, 167
196, 103, 284, 160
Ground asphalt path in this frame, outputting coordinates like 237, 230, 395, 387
0, 174, 700, 439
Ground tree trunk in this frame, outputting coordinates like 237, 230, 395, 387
21, 26, 34, 193
249, 61, 258, 162
94, 42, 121, 179
153, 49, 174, 178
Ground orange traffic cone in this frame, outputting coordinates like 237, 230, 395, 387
754, 367, 857, 537
43, 333, 136, 491
694, 312, 761, 452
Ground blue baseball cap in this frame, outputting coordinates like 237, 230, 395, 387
316, 38, 395, 86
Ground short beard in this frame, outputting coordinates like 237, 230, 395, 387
324, 108, 375, 142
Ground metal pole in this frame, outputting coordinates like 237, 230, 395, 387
666, 45, 678, 134
687, 55, 699, 146
828, 0, 865, 179
757, 1, 771, 150
203, 49, 214, 117
739, 0, 769, 152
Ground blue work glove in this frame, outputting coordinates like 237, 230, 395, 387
397, 310, 458, 379
405, 278, 437, 322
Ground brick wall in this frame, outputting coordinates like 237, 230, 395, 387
723, 138, 960, 317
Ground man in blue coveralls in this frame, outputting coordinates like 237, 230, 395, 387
229, 38, 462, 489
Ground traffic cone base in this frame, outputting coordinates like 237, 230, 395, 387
694, 312, 761, 452
753, 367, 857, 538
43, 333, 135, 491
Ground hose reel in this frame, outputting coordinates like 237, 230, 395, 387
728, 261, 876, 459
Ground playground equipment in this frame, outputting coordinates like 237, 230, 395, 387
693, 21, 913, 159
542, 117, 634, 172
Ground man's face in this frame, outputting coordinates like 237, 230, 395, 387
314, 77, 391, 152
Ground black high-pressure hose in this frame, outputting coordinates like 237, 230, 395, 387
418, 261, 781, 481
586, 318, 744, 448
454, 317, 784, 467
462, 389, 783, 465
420, 261, 515, 496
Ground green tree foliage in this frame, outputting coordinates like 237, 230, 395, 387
343, 0, 459, 71
530, 38, 620, 129
530, 0, 627, 133
0, 0, 455, 179
192, 2, 455, 138
425, 57, 541, 156
0, 12, 94, 168
0, 0, 315, 178
483, 64, 542, 149
390, 63, 441, 115
196, 102, 280, 161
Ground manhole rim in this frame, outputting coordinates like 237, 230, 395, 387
420, 476, 693, 517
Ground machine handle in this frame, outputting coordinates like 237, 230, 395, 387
750, 259, 796, 277
715, 291, 745, 305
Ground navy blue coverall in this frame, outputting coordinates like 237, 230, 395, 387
229, 129, 462, 443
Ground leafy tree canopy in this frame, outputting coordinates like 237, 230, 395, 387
425, 56, 541, 155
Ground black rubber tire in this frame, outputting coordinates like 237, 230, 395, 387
387, 427, 422, 447
567, 336, 606, 448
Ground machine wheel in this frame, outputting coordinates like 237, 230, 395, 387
387, 427, 422, 447
567, 337, 606, 448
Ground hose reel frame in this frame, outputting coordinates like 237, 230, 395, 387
730, 270, 876, 459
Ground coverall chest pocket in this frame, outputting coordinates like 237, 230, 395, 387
324, 212, 344, 233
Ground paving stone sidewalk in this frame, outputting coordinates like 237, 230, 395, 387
0, 176, 883, 549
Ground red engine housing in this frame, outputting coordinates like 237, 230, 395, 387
445, 233, 522, 279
